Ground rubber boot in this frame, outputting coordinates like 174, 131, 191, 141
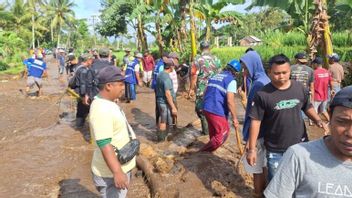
76, 117, 85, 128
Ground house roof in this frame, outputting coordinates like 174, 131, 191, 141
240, 35, 262, 43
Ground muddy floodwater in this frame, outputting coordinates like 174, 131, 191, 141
0, 56, 326, 197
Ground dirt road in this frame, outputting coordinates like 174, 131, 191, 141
0, 56, 326, 197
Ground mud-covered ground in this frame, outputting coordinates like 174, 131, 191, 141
0, 56, 326, 197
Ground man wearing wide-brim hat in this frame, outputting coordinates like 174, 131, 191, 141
291, 52, 315, 100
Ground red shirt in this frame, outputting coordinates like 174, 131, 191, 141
314, 67, 331, 101
143, 55, 155, 71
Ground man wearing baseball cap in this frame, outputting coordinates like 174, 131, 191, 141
155, 59, 177, 141
328, 53, 344, 95
265, 86, 352, 197
68, 53, 96, 128
90, 66, 137, 198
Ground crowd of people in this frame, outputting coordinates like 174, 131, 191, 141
21, 43, 351, 198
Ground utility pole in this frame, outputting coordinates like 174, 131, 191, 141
90, 15, 98, 47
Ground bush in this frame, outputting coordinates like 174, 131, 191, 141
0, 31, 27, 72
0, 61, 9, 71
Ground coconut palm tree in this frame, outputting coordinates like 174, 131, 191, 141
45, 0, 76, 48
7, 0, 32, 42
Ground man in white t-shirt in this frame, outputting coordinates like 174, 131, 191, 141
90, 66, 137, 198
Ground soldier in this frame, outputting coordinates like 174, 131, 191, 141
189, 41, 221, 135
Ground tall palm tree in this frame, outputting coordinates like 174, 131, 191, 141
0, 3, 12, 27
7, 0, 32, 42
27, 0, 41, 49
45, 0, 76, 48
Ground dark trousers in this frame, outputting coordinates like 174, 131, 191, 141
76, 100, 90, 119
154, 90, 160, 125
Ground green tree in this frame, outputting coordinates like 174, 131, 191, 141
248, 0, 315, 35
45, 0, 76, 48
193, 0, 244, 41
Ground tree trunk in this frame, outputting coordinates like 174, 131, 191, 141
51, 25, 54, 43
137, 14, 148, 52
180, 2, 188, 41
177, 30, 183, 52
57, 25, 61, 48
32, 14, 35, 49
155, 12, 164, 56
190, 1, 197, 60
205, 19, 211, 42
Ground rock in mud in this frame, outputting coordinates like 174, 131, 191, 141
211, 180, 237, 198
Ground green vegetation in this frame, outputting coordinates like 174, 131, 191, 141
0, 0, 351, 77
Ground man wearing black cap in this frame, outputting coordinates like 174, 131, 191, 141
68, 53, 96, 128
291, 52, 315, 98
155, 59, 177, 141
265, 85, 352, 197
189, 41, 221, 135
312, 57, 333, 123
90, 66, 137, 198
91, 48, 113, 74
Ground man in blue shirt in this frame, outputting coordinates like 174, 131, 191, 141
24, 53, 47, 96
152, 52, 169, 125
201, 59, 241, 152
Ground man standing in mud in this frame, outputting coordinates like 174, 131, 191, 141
265, 86, 352, 197
189, 41, 221, 135
124, 53, 143, 103
152, 52, 169, 125
246, 54, 328, 181
155, 59, 177, 141
68, 53, 96, 128
201, 59, 241, 151
90, 66, 136, 198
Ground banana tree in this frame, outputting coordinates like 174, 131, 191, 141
193, 0, 244, 41
129, 0, 151, 51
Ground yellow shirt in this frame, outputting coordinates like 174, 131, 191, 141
89, 97, 136, 177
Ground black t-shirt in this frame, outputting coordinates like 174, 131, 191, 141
249, 80, 312, 152
91, 58, 113, 74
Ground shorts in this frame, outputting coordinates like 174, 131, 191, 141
92, 172, 131, 198
242, 138, 267, 174
143, 71, 153, 83
27, 76, 42, 88
313, 100, 328, 114
157, 102, 172, 125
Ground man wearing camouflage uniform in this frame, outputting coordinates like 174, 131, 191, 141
189, 41, 221, 135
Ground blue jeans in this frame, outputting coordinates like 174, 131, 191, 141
266, 151, 284, 181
